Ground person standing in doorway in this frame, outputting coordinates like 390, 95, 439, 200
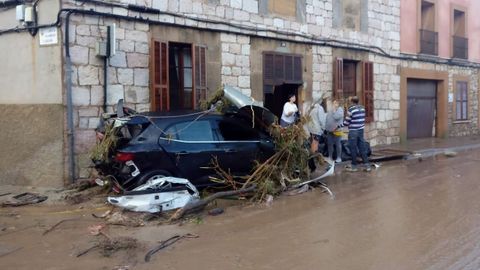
307, 101, 326, 153
325, 99, 344, 163
343, 96, 371, 172
280, 94, 298, 127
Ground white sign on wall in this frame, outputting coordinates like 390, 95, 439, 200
448, 93, 454, 103
39, 27, 58, 46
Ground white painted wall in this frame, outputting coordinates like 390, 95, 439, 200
0, 0, 63, 104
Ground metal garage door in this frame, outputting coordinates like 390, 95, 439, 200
407, 79, 437, 139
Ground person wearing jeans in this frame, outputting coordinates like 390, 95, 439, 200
325, 99, 344, 163
343, 96, 371, 172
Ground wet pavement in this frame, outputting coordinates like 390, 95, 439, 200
2, 149, 480, 270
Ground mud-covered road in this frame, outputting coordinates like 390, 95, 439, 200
2, 150, 480, 270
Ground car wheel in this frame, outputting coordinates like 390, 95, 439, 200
136, 170, 172, 187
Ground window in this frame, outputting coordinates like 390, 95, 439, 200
333, 58, 374, 123
268, 0, 296, 18
151, 40, 207, 112
259, 0, 305, 22
419, 0, 438, 55
165, 121, 214, 141
455, 81, 468, 120
333, 0, 368, 32
218, 120, 260, 141
452, 8, 467, 59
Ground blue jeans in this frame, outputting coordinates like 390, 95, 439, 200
327, 132, 342, 160
348, 129, 369, 167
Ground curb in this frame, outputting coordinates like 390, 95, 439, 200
405, 143, 480, 160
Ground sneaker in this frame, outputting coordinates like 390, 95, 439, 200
364, 165, 372, 172
345, 166, 358, 172
335, 158, 342, 163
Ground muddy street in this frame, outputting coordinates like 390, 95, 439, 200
2, 150, 480, 270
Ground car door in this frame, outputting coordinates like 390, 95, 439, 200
215, 118, 267, 175
159, 119, 223, 184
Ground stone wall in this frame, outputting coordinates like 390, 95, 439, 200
220, 33, 252, 96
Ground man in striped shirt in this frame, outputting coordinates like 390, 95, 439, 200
343, 96, 371, 172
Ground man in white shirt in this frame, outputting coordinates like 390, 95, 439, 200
280, 94, 298, 127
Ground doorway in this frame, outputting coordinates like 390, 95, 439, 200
169, 43, 194, 110
264, 84, 300, 120
407, 79, 437, 139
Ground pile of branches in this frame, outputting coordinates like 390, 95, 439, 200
213, 117, 322, 202
245, 119, 316, 201
90, 123, 119, 164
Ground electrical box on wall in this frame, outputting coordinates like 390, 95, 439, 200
24, 6, 34, 23
95, 41, 108, 57
16, 5, 25, 21
96, 24, 116, 58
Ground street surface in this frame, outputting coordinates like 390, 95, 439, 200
1, 149, 480, 270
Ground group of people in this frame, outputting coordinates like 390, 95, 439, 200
280, 94, 371, 172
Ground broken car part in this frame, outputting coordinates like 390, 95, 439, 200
107, 177, 200, 213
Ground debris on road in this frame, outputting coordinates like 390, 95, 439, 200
0, 193, 11, 197
92, 209, 113, 219
105, 212, 144, 227
77, 236, 139, 258
63, 185, 106, 205
208, 208, 224, 216
43, 218, 80, 236
444, 150, 458, 157
88, 224, 107, 236
0, 244, 23, 258
144, 233, 199, 262
1, 192, 48, 207
107, 177, 200, 213
285, 184, 310, 196
169, 184, 256, 221
265, 195, 274, 207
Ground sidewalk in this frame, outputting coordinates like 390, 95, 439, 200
373, 135, 480, 159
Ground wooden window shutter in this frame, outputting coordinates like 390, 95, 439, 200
362, 61, 374, 123
194, 45, 207, 109
333, 57, 344, 99
274, 54, 284, 84
293, 56, 302, 82
263, 53, 274, 92
284, 55, 293, 82
151, 40, 169, 112
264, 52, 302, 92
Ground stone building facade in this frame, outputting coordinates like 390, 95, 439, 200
62, 0, 402, 178
0, 0, 478, 186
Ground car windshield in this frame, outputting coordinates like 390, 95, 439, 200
165, 120, 215, 141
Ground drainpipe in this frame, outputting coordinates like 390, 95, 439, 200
103, 57, 108, 112
65, 11, 75, 183
103, 25, 111, 112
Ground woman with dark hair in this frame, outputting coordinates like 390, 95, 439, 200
280, 93, 298, 127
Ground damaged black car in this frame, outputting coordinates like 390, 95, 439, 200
93, 88, 277, 191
